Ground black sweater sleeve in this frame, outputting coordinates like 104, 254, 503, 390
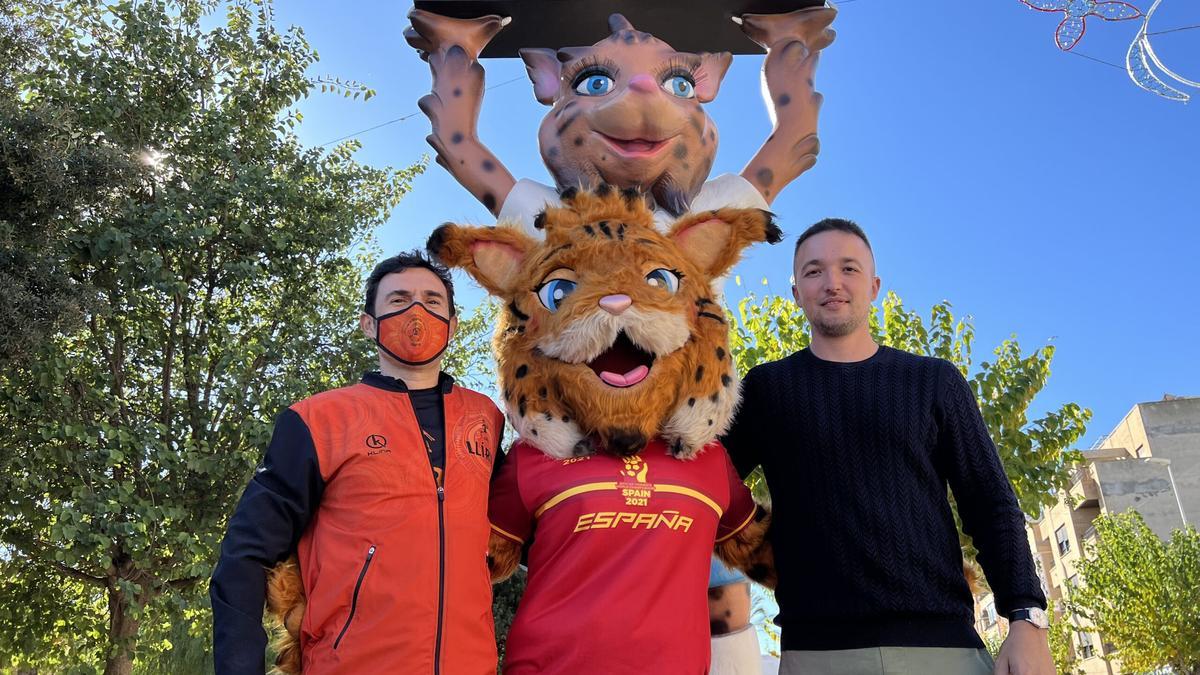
722, 366, 767, 479
935, 362, 1046, 615
210, 408, 324, 674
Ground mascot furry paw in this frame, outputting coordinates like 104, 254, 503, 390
265, 187, 779, 673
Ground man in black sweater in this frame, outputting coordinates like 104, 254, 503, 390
722, 219, 1053, 674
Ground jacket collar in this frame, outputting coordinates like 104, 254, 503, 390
361, 371, 455, 394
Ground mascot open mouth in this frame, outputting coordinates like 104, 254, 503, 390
587, 331, 655, 388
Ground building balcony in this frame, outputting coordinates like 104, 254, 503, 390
1069, 466, 1101, 510
1032, 533, 1053, 555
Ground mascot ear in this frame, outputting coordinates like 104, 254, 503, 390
694, 51, 732, 103
519, 48, 561, 105
669, 208, 782, 279
427, 223, 536, 296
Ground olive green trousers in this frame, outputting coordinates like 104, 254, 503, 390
779, 647, 995, 675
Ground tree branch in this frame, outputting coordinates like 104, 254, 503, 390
161, 293, 181, 429
4, 532, 109, 587
47, 558, 108, 587
166, 575, 202, 590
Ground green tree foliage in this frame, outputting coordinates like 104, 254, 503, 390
730, 288, 1090, 518
1046, 610, 1083, 675
1067, 512, 1200, 674
982, 631, 1003, 658
443, 300, 499, 392
0, 5, 137, 363
0, 0, 430, 672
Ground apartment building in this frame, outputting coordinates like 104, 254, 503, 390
973, 395, 1198, 674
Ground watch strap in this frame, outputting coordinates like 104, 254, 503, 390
1008, 607, 1048, 628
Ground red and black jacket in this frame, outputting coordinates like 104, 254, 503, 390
211, 372, 503, 673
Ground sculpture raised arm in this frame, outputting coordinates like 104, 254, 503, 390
404, 9, 517, 215
737, 6, 837, 203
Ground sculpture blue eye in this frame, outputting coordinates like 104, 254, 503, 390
662, 75, 695, 99
537, 278, 578, 311
645, 269, 680, 294
574, 73, 614, 96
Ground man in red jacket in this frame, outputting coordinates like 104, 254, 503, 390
211, 251, 504, 674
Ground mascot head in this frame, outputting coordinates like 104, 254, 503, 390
428, 186, 780, 459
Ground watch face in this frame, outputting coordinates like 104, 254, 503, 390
1029, 608, 1049, 628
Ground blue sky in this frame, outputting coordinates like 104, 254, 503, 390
272, 0, 1198, 447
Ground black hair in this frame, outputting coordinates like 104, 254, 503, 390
363, 250, 455, 316
794, 218, 872, 257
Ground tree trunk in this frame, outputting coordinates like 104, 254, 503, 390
103, 583, 139, 675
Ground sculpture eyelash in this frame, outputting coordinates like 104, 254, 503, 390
656, 57, 697, 84
566, 56, 621, 86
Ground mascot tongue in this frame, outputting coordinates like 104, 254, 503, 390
588, 332, 653, 388
599, 366, 649, 388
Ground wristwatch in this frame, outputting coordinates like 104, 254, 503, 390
1008, 607, 1049, 629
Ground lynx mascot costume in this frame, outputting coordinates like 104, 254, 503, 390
428, 187, 779, 673
265, 6, 838, 672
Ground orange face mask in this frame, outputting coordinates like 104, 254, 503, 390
373, 302, 451, 366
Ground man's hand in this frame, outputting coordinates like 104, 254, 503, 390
994, 621, 1054, 675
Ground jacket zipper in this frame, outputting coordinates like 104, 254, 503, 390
333, 544, 375, 650
409, 392, 448, 675
433, 482, 446, 675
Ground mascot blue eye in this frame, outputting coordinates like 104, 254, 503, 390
661, 75, 695, 99
574, 73, 614, 96
645, 269, 680, 294
537, 278, 578, 311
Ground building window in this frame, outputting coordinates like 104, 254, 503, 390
1056, 525, 1071, 555
1066, 573, 1078, 590
1078, 631, 1096, 659
982, 600, 997, 627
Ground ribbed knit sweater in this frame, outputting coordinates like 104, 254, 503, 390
723, 346, 1046, 651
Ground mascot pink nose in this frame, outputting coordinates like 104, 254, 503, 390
599, 294, 633, 315
628, 74, 656, 93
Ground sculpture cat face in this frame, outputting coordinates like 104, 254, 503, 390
428, 186, 780, 458
520, 15, 732, 217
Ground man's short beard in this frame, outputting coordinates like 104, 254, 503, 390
811, 313, 863, 338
